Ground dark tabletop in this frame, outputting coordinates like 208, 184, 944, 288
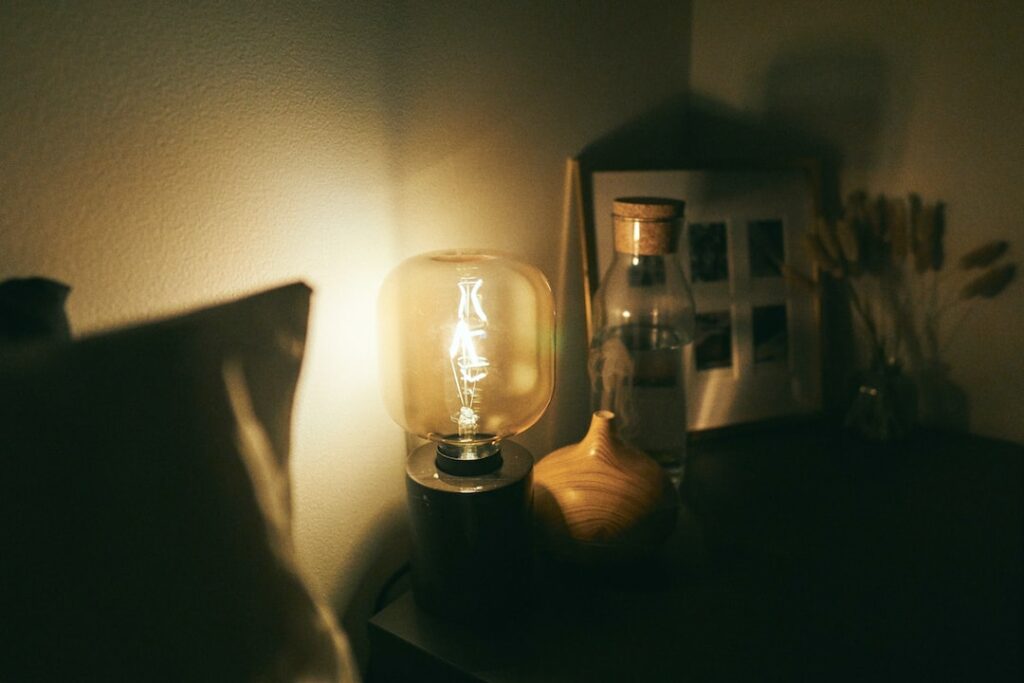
370, 423, 1023, 682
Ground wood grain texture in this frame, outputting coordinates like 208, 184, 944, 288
533, 411, 678, 564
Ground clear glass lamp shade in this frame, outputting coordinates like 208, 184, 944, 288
378, 250, 555, 450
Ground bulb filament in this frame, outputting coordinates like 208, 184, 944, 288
449, 277, 489, 440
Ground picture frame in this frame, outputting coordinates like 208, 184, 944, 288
584, 165, 823, 431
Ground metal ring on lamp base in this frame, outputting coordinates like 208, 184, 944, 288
435, 440, 503, 476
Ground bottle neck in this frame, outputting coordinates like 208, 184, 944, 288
609, 252, 673, 287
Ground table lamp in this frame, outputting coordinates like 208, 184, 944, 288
378, 249, 555, 619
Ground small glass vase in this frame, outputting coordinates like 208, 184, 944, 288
845, 356, 917, 442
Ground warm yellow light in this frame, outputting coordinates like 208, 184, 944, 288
378, 250, 555, 453
448, 276, 491, 439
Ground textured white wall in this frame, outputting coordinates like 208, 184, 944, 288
0, 0, 692, 617
691, 0, 1024, 443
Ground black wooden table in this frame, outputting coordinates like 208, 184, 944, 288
369, 423, 1023, 682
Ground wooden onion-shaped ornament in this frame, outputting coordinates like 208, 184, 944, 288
533, 410, 678, 566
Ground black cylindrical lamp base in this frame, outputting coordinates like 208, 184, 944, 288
405, 440, 533, 622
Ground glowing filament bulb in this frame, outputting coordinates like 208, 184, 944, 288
449, 277, 489, 439
378, 250, 555, 453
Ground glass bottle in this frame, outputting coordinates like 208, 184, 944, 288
589, 197, 695, 485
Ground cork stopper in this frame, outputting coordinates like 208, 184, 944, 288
612, 197, 685, 255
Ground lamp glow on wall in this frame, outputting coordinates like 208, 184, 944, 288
379, 250, 554, 618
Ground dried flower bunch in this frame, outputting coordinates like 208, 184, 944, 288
798, 191, 1016, 368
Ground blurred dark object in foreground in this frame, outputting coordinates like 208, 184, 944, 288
0, 277, 72, 343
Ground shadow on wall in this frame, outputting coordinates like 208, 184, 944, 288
757, 42, 985, 432
570, 40, 928, 421
332, 499, 410, 672
803, 191, 992, 435
759, 42, 913, 176
575, 90, 842, 280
